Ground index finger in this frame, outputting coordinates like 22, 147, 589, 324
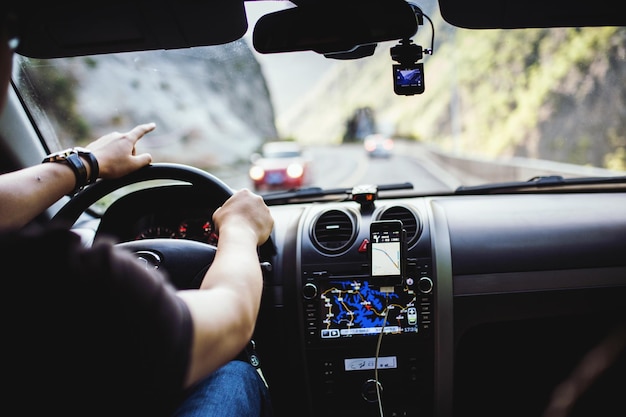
127, 123, 156, 140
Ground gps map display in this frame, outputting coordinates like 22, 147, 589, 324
319, 279, 418, 339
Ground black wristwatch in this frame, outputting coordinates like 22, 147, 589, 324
42, 147, 99, 195
72, 147, 99, 184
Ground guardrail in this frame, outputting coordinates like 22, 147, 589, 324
422, 144, 623, 185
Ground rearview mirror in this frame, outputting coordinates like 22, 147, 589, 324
252, 0, 418, 55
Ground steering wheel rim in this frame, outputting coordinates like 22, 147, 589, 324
51, 163, 274, 289
52, 163, 234, 225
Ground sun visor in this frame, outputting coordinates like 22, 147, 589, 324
438, 0, 626, 29
253, 0, 418, 55
15, 1, 248, 59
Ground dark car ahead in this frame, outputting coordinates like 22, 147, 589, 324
364, 133, 394, 158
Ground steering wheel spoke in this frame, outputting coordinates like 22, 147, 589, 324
116, 238, 216, 289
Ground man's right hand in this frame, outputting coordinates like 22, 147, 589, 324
212, 189, 274, 247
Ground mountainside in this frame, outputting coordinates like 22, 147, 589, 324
18, 40, 277, 168
278, 20, 626, 170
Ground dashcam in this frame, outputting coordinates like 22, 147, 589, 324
393, 63, 425, 95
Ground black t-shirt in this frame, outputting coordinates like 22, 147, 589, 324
1, 226, 193, 416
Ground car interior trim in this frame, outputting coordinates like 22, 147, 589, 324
454, 267, 626, 296
428, 199, 455, 417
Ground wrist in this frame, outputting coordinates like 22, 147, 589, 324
42, 147, 99, 195
218, 222, 263, 248
74, 147, 99, 184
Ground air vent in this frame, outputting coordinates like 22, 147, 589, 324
378, 205, 422, 245
311, 209, 357, 253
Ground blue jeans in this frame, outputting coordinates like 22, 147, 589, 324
172, 361, 273, 417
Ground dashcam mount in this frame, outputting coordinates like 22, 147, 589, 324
389, 3, 434, 96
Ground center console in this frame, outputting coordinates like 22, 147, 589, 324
297, 203, 435, 417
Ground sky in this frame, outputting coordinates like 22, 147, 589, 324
243, 2, 336, 117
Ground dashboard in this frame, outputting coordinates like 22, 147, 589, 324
90, 185, 626, 417
96, 185, 220, 245
134, 214, 216, 243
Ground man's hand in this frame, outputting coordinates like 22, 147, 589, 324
213, 189, 274, 247
87, 123, 155, 179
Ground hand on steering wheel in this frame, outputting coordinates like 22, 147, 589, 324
51, 163, 275, 289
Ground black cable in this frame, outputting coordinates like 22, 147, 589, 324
422, 12, 435, 54
408, 3, 435, 54
374, 293, 391, 417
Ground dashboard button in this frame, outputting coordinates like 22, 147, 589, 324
418, 277, 433, 293
302, 283, 318, 299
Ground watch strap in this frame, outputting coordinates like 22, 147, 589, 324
42, 148, 90, 195
64, 153, 88, 194
74, 147, 99, 184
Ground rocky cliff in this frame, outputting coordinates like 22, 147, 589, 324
18, 40, 277, 168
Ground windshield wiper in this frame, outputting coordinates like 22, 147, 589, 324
262, 182, 414, 205
455, 175, 626, 195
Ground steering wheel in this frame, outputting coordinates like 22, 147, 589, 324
51, 162, 274, 289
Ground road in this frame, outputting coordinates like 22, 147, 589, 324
224, 140, 463, 195
304, 141, 460, 194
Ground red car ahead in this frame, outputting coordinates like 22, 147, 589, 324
249, 141, 312, 191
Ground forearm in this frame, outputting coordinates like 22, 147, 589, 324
0, 162, 77, 231
177, 188, 273, 387
200, 226, 263, 332
177, 226, 264, 387
0, 123, 155, 233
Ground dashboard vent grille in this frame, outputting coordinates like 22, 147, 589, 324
312, 209, 356, 253
379, 205, 421, 245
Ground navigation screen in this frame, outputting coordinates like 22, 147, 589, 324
319, 279, 418, 339
371, 239, 401, 277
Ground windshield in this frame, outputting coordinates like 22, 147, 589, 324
12, 1, 626, 200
